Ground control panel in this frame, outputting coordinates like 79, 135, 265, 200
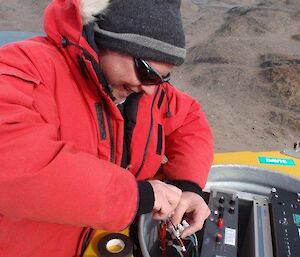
269, 188, 300, 257
200, 189, 239, 257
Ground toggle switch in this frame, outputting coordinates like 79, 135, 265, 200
229, 206, 235, 214
215, 232, 223, 244
229, 199, 236, 206
219, 196, 225, 204
218, 205, 224, 213
217, 217, 224, 228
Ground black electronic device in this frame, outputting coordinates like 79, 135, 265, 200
137, 186, 300, 257
269, 187, 300, 257
200, 189, 239, 257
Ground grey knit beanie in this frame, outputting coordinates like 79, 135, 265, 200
93, 0, 186, 66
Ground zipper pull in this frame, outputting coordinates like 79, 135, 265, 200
126, 164, 133, 171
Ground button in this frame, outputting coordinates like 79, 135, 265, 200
217, 218, 224, 228
218, 205, 224, 213
282, 218, 288, 226
229, 207, 235, 214
215, 233, 223, 243
229, 199, 236, 205
219, 196, 225, 204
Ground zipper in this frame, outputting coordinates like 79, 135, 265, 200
103, 104, 115, 163
95, 103, 107, 140
70, 46, 114, 257
75, 227, 93, 257
62, 37, 116, 256
80, 49, 115, 163
157, 89, 165, 109
135, 87, 160, 178
156, 123, 163, 155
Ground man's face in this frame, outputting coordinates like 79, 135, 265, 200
99, 49, 173, 103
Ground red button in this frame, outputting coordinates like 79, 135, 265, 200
216, 232, 223, 243
217, 218, 224, 228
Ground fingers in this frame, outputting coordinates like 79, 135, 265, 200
148, 180, 182, 220
180, 205, 210, 238
169, 192, 211, 238
152, 193, 173, 220
170, 199, 187, 228
147, 181, 211, 238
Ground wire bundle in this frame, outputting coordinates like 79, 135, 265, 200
158, 219, 200, 257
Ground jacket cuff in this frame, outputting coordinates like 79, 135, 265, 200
136, 181, 155, 216
166, 180, 203, 197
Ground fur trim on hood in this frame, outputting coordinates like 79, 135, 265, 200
80, 0, 109, 25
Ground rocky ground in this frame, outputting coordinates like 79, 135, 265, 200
1, 0, 299, 152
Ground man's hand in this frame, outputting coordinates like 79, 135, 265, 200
170, 191, 210, 238
148, 180, 182, 220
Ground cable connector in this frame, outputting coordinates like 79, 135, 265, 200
171, 227, 181, 238
182, 220, 190, 228
177, 224, 185, 232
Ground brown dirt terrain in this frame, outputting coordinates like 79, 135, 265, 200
0, 0, 299, 153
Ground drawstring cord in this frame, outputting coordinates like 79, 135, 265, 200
61, 36, 91, 58
61, 36, 115, 100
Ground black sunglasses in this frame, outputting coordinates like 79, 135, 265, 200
134, 58, 171, 85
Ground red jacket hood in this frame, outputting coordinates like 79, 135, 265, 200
44, 0, 109, 52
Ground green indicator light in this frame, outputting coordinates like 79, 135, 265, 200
293, 214, 300, 227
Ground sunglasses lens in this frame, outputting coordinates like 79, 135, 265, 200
134, 58, 169, 85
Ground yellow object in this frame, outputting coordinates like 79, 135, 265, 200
83, 228, 133, 257
214, 151, 300, 179
106, 241, 123, 253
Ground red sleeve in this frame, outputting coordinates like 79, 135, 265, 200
0, 70, 137, 231
162, 85, 214, 189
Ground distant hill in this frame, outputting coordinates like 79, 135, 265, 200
0, 0, 298, 152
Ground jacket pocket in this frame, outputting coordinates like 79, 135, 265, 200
156, 124, 163, 155
95, 103, 107, 140
0, 68, 41, 85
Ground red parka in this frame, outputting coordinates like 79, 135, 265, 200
0, 0, 213, 256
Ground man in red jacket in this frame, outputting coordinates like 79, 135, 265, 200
0, 0, 213, 256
